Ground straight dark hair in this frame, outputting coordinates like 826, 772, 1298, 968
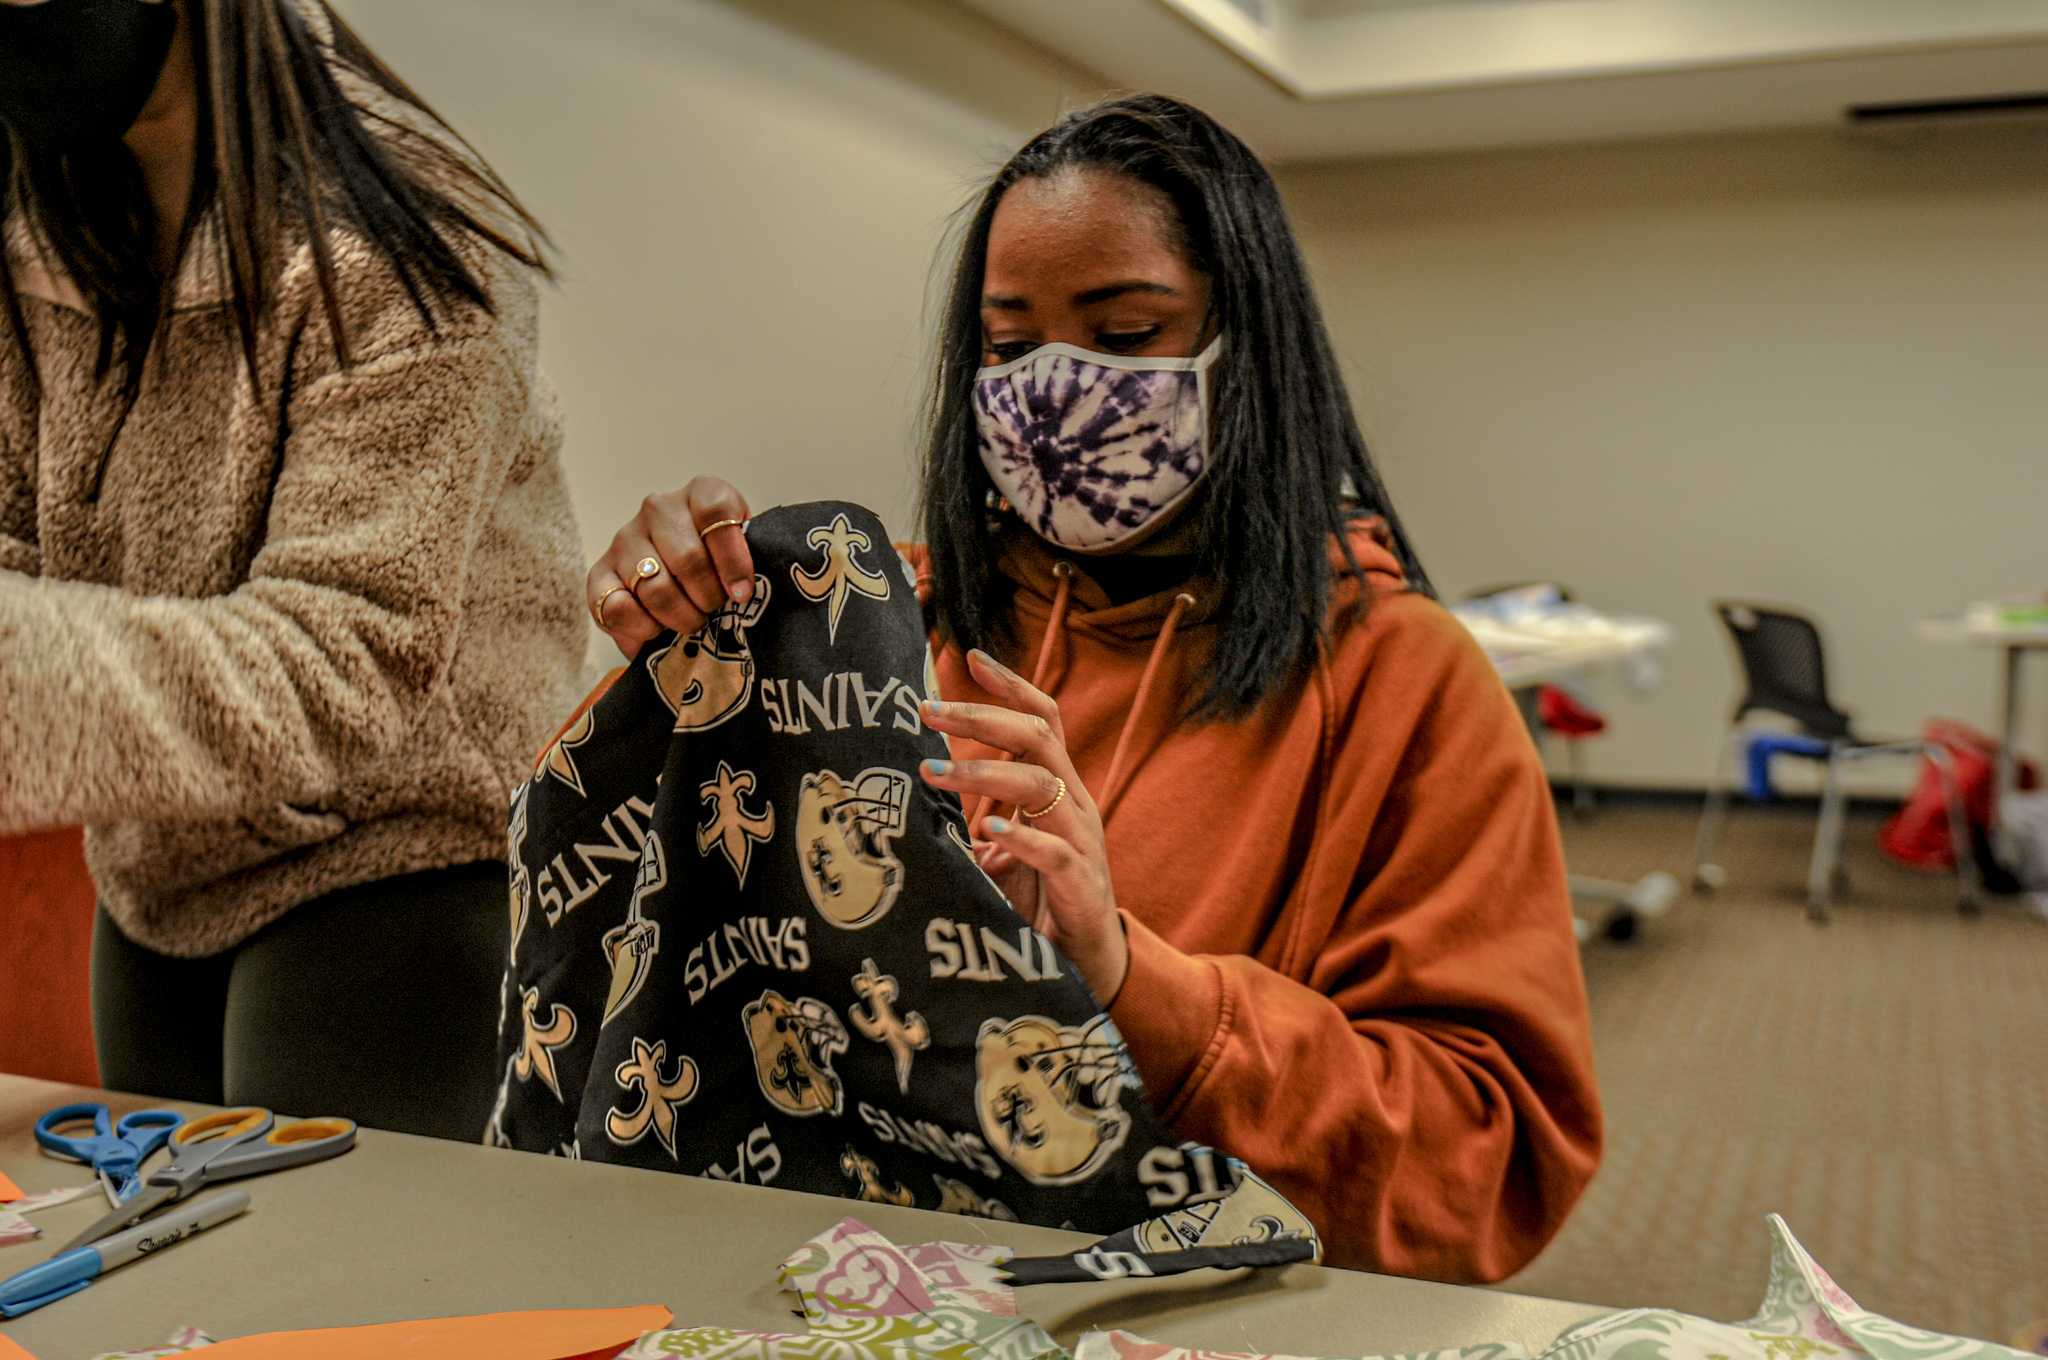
0, 0, 548, 404
918, 94, 1429, 720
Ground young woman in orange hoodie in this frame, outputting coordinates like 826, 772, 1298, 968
588, 94, 1601, 1283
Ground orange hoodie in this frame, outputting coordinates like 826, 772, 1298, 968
906, 520, 1602, 1282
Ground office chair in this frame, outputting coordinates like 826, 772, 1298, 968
1690, 602, 1976, 922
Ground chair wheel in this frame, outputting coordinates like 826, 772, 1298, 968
1959, 894, 1981, 917
1692, 864, 1724, 893
1805, 899, 1831, 925
1603, 910, 1640, 943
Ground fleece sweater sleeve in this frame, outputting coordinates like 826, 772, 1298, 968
0, 425, 33, 576
0, 317, 532, 834
1108, 602, 1603, 1282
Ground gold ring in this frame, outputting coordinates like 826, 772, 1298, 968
701, 518, 746, 537
593, 583, 631, 627
1021, 776, 1067, 820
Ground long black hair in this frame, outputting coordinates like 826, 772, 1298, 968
918, 93, 1429, 720
1, 0, 549, 402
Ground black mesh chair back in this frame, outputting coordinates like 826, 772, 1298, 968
1711, 602, 1854, 740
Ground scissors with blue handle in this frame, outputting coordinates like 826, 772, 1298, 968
34, 1104, 185, 1209
53, 1106, 356, 1255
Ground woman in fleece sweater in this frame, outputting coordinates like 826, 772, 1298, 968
589, 96, 1601, 1280
0, 0, 584, 1139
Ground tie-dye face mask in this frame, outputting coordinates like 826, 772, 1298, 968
974, 337, 1222, 554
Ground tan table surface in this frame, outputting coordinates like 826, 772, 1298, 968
0, 1075, 1600, 1358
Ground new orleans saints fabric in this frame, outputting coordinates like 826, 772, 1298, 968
487, 501, 1317, 1254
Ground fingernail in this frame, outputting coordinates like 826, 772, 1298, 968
922, 698, 947, 717
985, 817, 1011, 834
923, 759, 952, 777
968, 648, 1003, 673
731, 578, 753, 604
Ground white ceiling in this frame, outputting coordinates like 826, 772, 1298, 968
950, 0, 2048, 161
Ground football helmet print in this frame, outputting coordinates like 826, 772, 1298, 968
1134, 1168, 1321, 1257
975, 1015, 1134, 1186
507, 783, 533, 962
743, 990, 850, 1117
646, 576, 770, 733
600, 831, 666, 1027
796, 766, 911, 929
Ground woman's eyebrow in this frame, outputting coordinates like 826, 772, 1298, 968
980, 281, 1179, 312
1073, 280, 1178, 305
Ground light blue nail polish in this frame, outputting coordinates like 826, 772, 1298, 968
985, 817, 1011, 834
924, 759, 952, 776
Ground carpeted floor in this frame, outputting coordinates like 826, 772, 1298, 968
1503, 800, 2048, 1346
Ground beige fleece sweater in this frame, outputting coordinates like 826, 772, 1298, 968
0, 166, 585, 956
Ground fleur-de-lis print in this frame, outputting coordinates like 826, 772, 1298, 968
607, 1035, 700, 1160
791, 513, 890, 643
536, 704, 597, 797
848, 958, 930, 1095
514, 987, 576, 1102
696, 760, 775, 888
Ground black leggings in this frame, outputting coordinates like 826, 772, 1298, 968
92, 861, 506, 1143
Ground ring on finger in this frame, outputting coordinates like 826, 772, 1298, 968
593, 583, 631, 627
700, 517, 746, 537
1020, 776, 1067, 821
629, 555, 663, 595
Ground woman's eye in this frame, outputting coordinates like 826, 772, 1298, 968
1097, 327, 1162, 352
988, 340, 1039, 363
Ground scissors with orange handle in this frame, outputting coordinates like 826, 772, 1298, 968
53, 1107, 355, 1255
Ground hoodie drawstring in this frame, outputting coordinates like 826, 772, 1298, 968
1027, 561, 1076, 691
969, 575, 1192, 835
970, 562, 1075, 831
1097, 591, 1194, 823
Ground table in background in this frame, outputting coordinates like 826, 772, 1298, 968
0, 1075, 1599, 1357
1466, 616, 1676, 694
1457, 606, 1680, 940
1918, 607, 2048, 864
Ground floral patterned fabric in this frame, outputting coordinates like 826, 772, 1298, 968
626, 1215, 2031, 1360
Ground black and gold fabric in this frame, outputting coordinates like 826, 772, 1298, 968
487, 500, 1317, 1262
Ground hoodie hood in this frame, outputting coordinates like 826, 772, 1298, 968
906, 513, 1411, 834
991, 514, 1408, 646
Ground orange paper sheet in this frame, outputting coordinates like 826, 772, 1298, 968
0, 1170, 23, 1203
200, 1305, 671, 1359
0, 1336, 39, 1360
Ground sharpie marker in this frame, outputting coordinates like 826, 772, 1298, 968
0, 1187, 249, 1319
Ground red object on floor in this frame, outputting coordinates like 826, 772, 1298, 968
0, 827, 100, 1086
1880, 720, 2040, 870
1537, 685, 1608, 738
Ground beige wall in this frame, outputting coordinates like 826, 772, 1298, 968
331, 0, 1102, 571
328, 0, 2045, 788
1278, 124, 2048, 791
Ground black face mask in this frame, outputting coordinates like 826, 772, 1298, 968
0, 0, 179, 152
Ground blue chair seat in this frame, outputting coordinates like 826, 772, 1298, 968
1744, 732, 1833, 802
